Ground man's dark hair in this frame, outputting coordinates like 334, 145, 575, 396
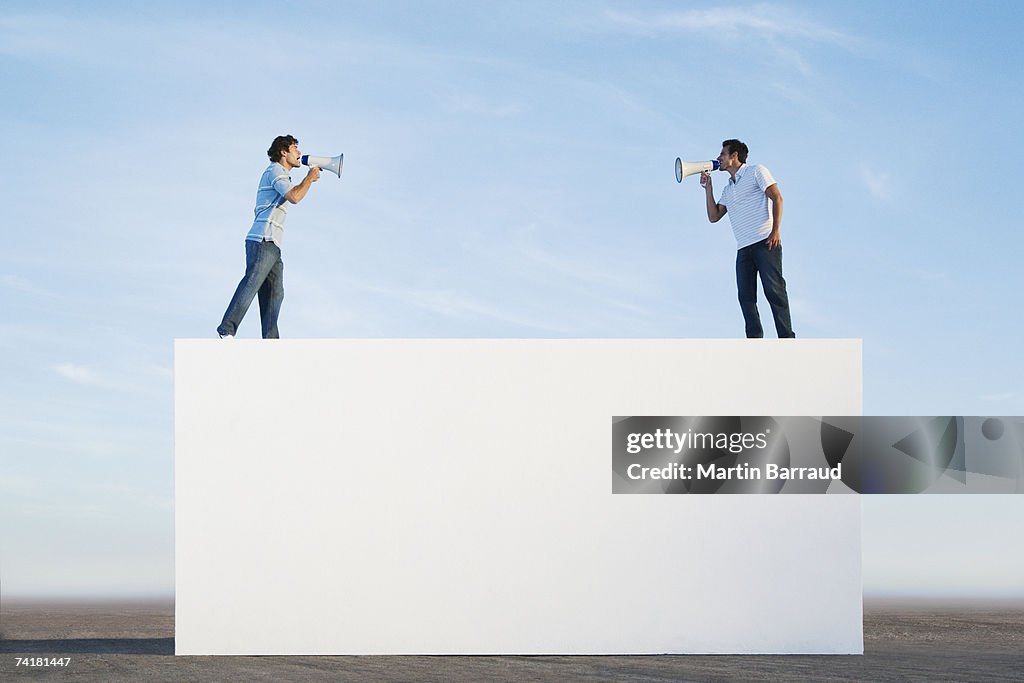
722, 139, 749, 164
267, 135, 299, 162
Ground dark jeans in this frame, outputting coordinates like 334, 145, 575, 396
736, 239, 795, 339
217, 239, 284, 339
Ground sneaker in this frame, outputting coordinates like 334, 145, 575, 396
219, 333, 234, 339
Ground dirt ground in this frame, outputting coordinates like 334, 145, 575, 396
1, 600, 1022, 681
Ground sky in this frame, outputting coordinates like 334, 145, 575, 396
2, 0, 1023, 599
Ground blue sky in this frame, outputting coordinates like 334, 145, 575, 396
2, 1, 1022, 598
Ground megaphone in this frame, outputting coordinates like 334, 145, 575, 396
301, 154, 343, 178
675, 158, 720, 183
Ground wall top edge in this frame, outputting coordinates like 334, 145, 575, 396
174, 338, 864, 344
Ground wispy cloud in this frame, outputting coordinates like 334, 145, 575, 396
860, 164, 893, 201
909, 269, 951, 284
0, 13, 79, 59
361, 283, 570, 334
604, 5, 863, 51
0, 11, 392, 86
147, 364, 174, 381
603, 4, 869, 81
53, 362, 105, 386
1, 274, 56, 298
2, 274, 35, 291
979, 392, 1016, 402
447, 94, 528, 117
513, 242, 652, 293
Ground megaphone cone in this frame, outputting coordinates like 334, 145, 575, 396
675, 158, 720, 183
301, 154, 343, 178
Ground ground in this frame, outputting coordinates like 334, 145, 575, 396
1, 600, 1022, 681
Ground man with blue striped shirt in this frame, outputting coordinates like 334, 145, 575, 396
217, 135, 320, 339
700, 139, 795, 338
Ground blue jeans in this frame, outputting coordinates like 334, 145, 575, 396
736, 239, 795, 338
217, 240, 284, 339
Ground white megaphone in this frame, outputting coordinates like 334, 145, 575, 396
675, 157, 720, 183
301, 154, 343, 178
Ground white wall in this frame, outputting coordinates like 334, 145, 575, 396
175, 339, 862, 654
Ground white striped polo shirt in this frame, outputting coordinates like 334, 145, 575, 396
718, 163, 777, 249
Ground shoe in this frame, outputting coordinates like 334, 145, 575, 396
219, 333, 234, 339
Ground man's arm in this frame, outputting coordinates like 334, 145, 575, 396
699, 171, 727, 222
765, 183, 783, 249
284, 166, 321, 204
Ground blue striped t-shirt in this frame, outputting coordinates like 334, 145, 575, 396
246, 162, 293, 246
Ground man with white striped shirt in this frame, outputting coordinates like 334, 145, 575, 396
700, 139, 795, 338
217, 135, 320, 339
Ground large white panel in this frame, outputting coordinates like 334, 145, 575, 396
175, 339, 862, 654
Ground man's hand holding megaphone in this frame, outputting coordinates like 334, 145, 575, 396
699, 169, 727, 224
